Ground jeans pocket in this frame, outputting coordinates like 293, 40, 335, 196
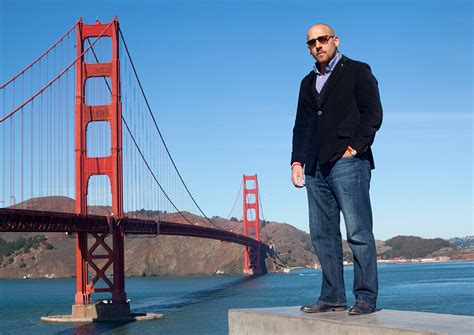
340, 155, 356, 160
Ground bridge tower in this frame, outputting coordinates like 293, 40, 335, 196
242, 175, 267, 275
74, 17, 129, 318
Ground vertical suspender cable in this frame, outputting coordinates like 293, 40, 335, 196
59, 41, 62, 197
21, 73, 24, 205
53, 49, 57, 197
30, 64, 33, 200
66, 34, 69, 198
2, 90, 5, 207
138, 96, 142, 210
39, 60, 42, 196
11, 82, 15, 206
46, 53, 50, 196
20, 73, 25, 203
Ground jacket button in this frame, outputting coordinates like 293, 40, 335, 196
317, 110, 323, 116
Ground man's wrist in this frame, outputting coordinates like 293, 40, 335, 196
291, 162, 302, 168
347, 146, 357, 156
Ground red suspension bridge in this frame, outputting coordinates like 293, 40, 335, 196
0, 17, 273, 320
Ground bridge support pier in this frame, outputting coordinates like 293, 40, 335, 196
243, 245, 268, 275
72, 301, 131, 320
42, 301, 162, 323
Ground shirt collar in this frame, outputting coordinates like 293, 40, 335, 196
313, 52, 342, 75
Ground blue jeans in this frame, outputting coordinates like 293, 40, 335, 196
305, 156, 378, 308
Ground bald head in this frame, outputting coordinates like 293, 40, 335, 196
306, 23, 339, 67
306, 23, 335, 39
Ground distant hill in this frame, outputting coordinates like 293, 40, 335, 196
449, 236, 474, 250
379, 236, 452, 259
0, 197, 472, 279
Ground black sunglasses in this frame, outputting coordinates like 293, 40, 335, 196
306, 35, 335, 47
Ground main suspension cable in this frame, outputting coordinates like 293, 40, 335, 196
1, 21, 114, 123
118, 28, 223, 229
225, 180, 243, 220
0, 19, 80, 89
122, 117, 194, 225
258, 185, 269, 242
84, 39, 193, 225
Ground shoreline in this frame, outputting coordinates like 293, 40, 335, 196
2, 260, 472, 280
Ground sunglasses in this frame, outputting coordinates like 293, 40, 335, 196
306, 35, 335, 47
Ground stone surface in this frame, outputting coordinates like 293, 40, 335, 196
228, 306, 474, 335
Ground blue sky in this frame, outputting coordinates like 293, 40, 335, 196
1, 0, 472, 240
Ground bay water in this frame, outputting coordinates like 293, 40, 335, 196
1, 261, 473, 334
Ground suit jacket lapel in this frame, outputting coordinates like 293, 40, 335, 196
320, 55, 349, 108
308, 71, 318, 103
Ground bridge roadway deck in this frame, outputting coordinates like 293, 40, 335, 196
0, 208, 269, 250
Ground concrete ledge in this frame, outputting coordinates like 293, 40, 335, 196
228, 306, 474, 335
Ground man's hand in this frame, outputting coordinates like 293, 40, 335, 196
291, 164, 305, 188
342, 148, 352, 157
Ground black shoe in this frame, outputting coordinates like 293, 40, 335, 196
348, 302, 376, 315
300, 301, 347, 313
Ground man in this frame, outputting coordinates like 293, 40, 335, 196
291, 23, 383, 315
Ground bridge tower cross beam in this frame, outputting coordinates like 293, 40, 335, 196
242, 174, 266, 275
73, 17, 128, 317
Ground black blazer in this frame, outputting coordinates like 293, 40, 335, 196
291, 55, 383, 176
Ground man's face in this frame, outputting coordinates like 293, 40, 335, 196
306, 25, 339, 64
